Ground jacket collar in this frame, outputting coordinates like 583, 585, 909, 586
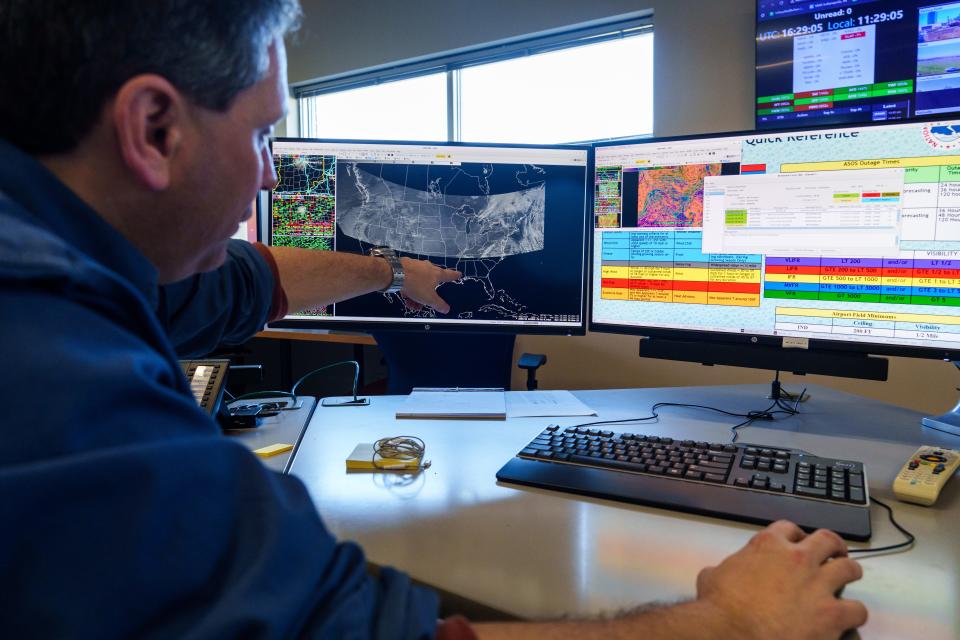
0, 139, 158, 307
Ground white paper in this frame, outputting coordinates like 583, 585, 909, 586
505, 390, 597, 418
396, 390, 506, 419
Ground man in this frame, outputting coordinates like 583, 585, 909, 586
0, 2, 867, 638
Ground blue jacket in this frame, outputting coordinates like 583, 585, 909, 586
0, 140, 438, 638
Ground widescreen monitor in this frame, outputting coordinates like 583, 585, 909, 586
757, 1, 960, 129
590, 118, 960, 371
266, 138, 590, 334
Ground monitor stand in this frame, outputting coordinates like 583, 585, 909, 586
921, 361, 960, 437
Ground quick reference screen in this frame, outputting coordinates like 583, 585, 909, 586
592, 119, 960, 352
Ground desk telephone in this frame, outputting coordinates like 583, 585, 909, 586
179, 359, 263, 429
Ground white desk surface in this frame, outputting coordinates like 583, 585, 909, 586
226, 396, 316, 472
288, 385, 960, 639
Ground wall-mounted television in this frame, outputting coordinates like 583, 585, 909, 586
757, 0, 960, 129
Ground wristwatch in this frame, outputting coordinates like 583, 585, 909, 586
368, 247, 405, 293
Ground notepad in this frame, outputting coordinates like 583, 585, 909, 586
345, 442, 424, 471
395, 388, 507, 420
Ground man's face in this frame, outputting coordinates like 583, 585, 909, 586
167, 40, 287, 280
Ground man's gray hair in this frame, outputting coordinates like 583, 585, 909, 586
0, 0, 302, 155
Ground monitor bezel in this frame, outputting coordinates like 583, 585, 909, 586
264, 136, 593, 336
588, 118, 960, 362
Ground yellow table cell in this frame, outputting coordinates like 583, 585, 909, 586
673, 291, 709, 304
923, 278, 960, 287
819, 275, 881, 284
628, 266, 675, 279
709, 269, 763, 283
673, 268, 709, 282
881, 276, 911, 286
708, 292, 761, 307
629, 289, 673, 303
602, 288, 628, 300
764, 273, 820, 284
602, 266, 628, 279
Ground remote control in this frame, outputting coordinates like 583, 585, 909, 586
892, 446, 959, 506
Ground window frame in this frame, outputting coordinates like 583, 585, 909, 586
293, 12, 654, 143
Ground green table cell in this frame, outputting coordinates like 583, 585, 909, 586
794, 96, 834, 105
873, 80, 913, 90
909, 295, 960, 307
838, 84, 873, 94
758, 107, 794, 115
880, 294, 911, 304
764, 290, 819, 301
833, 91, 872, 102
758, 93, 793, 104
940, 165, 960, 181
905, 166, 942, 183
873, 87, 912, 98
818, 292, 881, 303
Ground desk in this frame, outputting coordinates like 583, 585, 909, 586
288, 385, 959, 639
227, 396, 316, 472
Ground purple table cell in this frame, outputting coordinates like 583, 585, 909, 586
883, 258, 913, 268
913, 259, 960, 269
765, 256, 821, 267
821, 257, 883, 267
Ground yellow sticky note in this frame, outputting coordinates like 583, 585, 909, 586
254, 443, 294, 458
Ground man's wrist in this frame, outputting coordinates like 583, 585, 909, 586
368, 247, 404, 293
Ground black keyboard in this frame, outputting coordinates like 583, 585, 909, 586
496, 425, 872, 541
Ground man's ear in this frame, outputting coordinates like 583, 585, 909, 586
112, 75, 186, 191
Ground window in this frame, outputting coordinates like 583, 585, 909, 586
459, 34, 652, 144
295, 15, 653, 144
299, 72, 448, 141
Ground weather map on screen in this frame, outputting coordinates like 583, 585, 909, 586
269, 139, 589, 332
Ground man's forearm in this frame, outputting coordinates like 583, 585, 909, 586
473, 600, 737, 640
268, 246, 391, 313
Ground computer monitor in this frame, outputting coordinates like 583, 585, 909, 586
756, 1, 960, 129
266, 138, 590, 334
590, 119, 960, 390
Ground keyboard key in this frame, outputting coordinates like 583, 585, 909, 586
704, 473, 726, 483
769, 482, 785, 492
734, 477, 749, 487
647, 465, 665, 474
849, 487, 866, 504
686, 470, 705, 480
796, 485, 827, 498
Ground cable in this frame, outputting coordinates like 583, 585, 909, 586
847, 497, 915, 556
559, 396, 803, 443
291, 360, 360, 398
229, 359, 360, 410
372, 435, 431, 470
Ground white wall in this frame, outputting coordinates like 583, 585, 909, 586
287, 0, 958, 414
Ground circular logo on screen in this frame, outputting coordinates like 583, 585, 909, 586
922, 122, 960, 150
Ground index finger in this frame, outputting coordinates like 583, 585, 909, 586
765, 519, 807, 543
435, 267, 462, 284
799, 528, 849, 564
